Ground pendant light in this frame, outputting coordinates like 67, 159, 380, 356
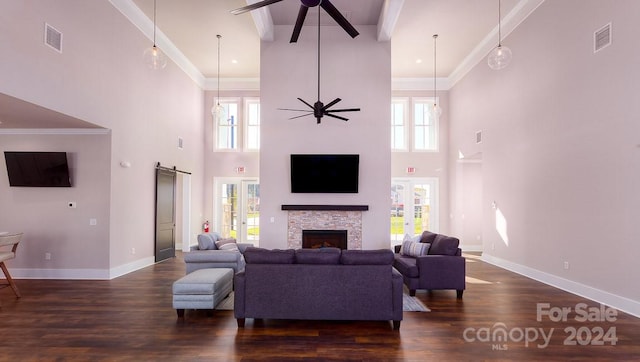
487, 0, 512, 70
143, 0, 167, 70
211, 34, 226, 122
431, 34, 442, 118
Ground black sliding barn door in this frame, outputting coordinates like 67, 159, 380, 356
155, 168, 176, 262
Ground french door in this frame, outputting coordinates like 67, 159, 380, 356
390, 178, 439, 247
216, 178, 260, 244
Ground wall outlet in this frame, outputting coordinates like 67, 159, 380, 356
89, 218, 97, 226
131, 247, 136, 255
45, 252, 51, 260
563, 261, 570, 270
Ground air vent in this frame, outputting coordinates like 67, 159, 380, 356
476, 131, 483, 144
594, 23, 611, 53
44, 23, 62, 53
178, 137, 184, 150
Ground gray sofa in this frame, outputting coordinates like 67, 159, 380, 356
184, 233, 253, 274
393, 231, 466, 298
234, 247, 404, 329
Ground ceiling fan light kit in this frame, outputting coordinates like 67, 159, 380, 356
488, 0, 512, 70
143, 0, 167, 70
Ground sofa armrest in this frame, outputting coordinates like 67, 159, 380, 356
415, 255, 466, 290
237, 243, 254, 253
233, 271, 246, 319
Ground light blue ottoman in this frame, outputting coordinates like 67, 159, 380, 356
172, 268, 233, 318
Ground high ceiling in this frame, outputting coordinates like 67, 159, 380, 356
131, 0, 524, 80
1, 0, 542, 129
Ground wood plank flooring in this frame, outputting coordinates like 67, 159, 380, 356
0, 252, 638, 361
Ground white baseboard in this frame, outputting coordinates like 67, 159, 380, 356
461, 244, 483, 252
481, 254, 640, 319
7, 256, 155, 280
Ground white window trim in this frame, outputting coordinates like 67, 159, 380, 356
214, 96, 241, 152
411, 97, 440, 153
391, 97, 409, 152
243, 97, 261, 152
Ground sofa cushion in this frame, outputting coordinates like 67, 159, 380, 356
420, 231, 438, 245
428, 234, 460, 256
197, 233, 221, 250
401, 240, 430, 257
295, 248, 341, 264
340, 249, 394, 265
399, 234, 421, 254
215, 238, 239, 251
244, 247, 295, 264
393, 255, 419, 278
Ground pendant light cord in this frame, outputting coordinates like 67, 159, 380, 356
498, 0, 502, 47
152, 0, 157, 46
433, 34, 438, 108
217, 34, 221, 105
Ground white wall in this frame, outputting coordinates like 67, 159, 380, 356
449, 0, 640, 314
0, 0, 205, 278
259, 25, 391, 250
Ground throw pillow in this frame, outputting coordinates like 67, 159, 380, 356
401, 240, 430, 258
399, 234, 421, 254
197, 233, 217, 250
215, 238, 239, 252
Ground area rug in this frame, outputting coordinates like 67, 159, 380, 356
215, 292, 430, 312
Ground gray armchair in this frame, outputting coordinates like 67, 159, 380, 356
184, 233, 253, 274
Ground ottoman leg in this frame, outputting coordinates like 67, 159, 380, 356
177, 309, 185, 318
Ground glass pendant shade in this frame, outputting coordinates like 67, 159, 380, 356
488, 45, 512, 70
144, 45, 167, 70
432, 103, 443, 118
212, 103, 226, 122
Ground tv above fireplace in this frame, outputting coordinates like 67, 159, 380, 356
290, 154, 359, 193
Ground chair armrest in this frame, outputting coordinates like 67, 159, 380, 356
415, 255, 466, 290
183, 250, 240, 263
233, 272, 246, 318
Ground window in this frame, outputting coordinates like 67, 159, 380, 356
391, 98, 408, 151
215, 97, 261, 151
390, 97, 439, 152
413, 98, 438, 151
245, 98, 260, 151
216, 98, 239, 150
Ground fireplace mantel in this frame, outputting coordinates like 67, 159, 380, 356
281, 205, 369, 211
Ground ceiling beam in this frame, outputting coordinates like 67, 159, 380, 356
246, 0, 274, 41
377, 0, 404, 42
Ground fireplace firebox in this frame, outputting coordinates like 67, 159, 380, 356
302, 230, 348, 250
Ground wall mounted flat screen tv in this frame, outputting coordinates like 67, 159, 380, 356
290, 154, 359, 193
4, 151, 72, 187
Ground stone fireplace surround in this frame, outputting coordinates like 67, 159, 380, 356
283, 205, 368, 250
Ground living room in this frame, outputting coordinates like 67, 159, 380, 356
1, 0, 639, 359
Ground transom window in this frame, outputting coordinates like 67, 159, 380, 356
391, 97, 439, 152
215, 97, 260, 151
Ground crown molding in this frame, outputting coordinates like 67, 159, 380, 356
109, 0, 206, 88
0, 128, 111, 135
203, 78, 260, 92
449, 0, 546, 87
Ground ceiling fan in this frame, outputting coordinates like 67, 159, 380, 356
230, 0, 359, 43
277, 8, 360, 124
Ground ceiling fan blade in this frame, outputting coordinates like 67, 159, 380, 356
230, 0, 283, 15
288, 112, 314, 120
278, 108, 310, 112
290, 5, 309, 43
297, 97, 314, 109
324, 113, 349, 121
326, 108, 361, 113
322, 98, 342, 110
320, 0, 359, 38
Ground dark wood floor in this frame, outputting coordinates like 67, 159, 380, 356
0, 252, 638, 361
